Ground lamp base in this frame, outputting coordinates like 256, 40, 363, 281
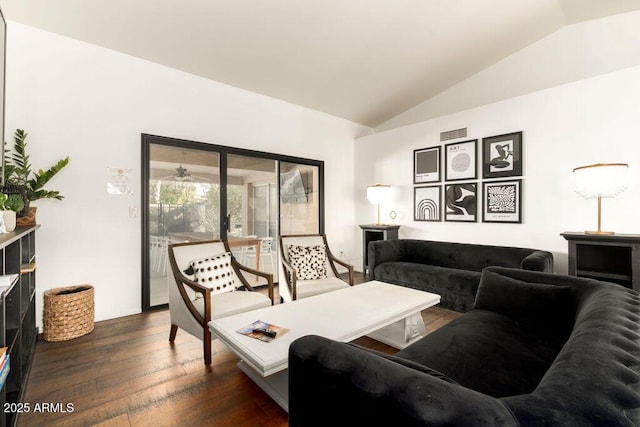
585, 230, 615, 235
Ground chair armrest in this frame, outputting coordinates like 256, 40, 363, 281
328, 253, 354, 285
288, 335, 517, 426
174, 273, 212, 327
280, 257, 298, 300
521, 250, 554, 272
232, 260, 274, 305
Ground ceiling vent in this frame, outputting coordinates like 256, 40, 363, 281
440, 128, 467, 141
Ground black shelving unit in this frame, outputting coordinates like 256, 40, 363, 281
0, 226, 38, 427
359, 224, 400, 274
561, 232, 640, 292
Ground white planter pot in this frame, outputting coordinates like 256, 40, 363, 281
2, 210, 16, 232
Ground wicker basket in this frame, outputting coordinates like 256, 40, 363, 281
43, 285, 95, 342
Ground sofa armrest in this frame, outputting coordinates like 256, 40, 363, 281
521, 250, 553, 272
288, 335, 518, 426
367, 240, 405, 280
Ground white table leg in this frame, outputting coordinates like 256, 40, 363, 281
367, 312, 426, 349
238, 361, 289, 412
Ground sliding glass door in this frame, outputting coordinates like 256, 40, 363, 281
145, 143, 220, 307
142, 134, 324, 311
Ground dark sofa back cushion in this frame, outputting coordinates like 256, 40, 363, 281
474, 269, 574, 339
401, 240, 538, 272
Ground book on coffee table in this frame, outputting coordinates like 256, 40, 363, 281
236, 320, 289, 343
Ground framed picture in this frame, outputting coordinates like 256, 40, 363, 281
413, 146, 441, 184
482, 179, 522, 223
445, 139, 477, 181
414, 185, 441, 222
482, 131, 522, 178
445, 183, 477, 222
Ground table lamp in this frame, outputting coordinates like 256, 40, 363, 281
366, 184, 391, 225
573, 163, 628, 235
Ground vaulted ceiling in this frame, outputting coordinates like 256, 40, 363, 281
2, 0, 640, 128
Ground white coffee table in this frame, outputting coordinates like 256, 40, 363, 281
208, 280, 440, 411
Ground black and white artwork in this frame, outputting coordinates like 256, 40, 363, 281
482, 131, 522, 178
414, 146, 441, 184
482, 179, 522, 223
414, 185, 441, 222
445, 140, 477, 181
445, 183, 477, 222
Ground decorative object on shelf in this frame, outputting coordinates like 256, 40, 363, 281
366, 184, 391, 225
482, 179, 522, 223
414, 185, 441, 222
3, 129, 70, 226
413, 145, 441, 183
445, 183, 477, 222
572, 163, 628, 235
445, 139, 477, 181
482, 131, 523, 178
0, 192, 24, 232
43, 284, 95, 342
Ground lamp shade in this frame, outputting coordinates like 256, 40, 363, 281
573, 163, 628, 199
366, 184, 391, 204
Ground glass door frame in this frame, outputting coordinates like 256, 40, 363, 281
141, 133, 325, 311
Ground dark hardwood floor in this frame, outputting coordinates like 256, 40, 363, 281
18, 275, 461, 426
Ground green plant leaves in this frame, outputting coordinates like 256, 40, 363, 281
3, 129, 70, 202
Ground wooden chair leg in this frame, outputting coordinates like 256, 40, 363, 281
204, 328, 212, 365
169, 324, 178, 342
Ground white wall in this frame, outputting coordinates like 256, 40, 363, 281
355, 64, 640, 274
5, 22, 370, 327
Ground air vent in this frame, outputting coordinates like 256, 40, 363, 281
440, 128, 467, 141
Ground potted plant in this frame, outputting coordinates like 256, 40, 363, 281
3, 129, 70, 226
0, 192, 25, 232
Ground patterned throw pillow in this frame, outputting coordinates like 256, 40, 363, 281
189, 252, 238, 295
287, 244, 327, 280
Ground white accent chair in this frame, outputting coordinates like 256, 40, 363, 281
167, 239, 274, 365
279, 234, 354, 302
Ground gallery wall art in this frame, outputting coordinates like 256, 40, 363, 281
445, 183, 477, 222
414, 146, 441, 184
414, 185, 441, 221
445, 139, 477, 181
482, 131, 523, 178
482, 179, 522, 223
412, 130, 523, 225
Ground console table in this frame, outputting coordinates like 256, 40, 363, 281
359, 224, 400, 274
561, 232, 640, 292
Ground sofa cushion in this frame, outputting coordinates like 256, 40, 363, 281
396, 309, 565, 398
373, 262, 480, 312
474, 269, 573, 338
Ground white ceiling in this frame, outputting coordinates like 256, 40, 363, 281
2, 0, 640, 128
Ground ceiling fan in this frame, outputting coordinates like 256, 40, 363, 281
158, 152, 210, 182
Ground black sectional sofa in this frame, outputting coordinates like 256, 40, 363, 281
289, 267, 640, 426
368, 239, 553, 312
